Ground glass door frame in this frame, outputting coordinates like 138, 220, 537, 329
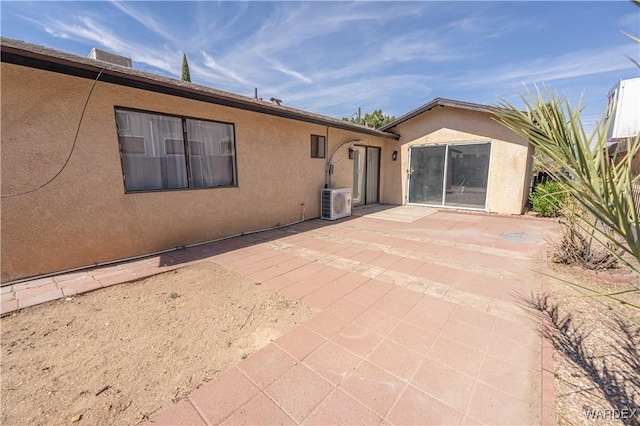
406, 141, 492, 211
353, 145, 381, 207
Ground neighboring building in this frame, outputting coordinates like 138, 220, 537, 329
606, 77, 640, 178
606, 77, 640, 143
605, 78, 640, 216
1, 37, 532, 282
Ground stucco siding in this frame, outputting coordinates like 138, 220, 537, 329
1, 63, 389, 281
389, 107, 531, 214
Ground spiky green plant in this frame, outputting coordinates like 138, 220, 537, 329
493, 87, 639, 321
621, 0, 640, 67
495, 87, 639, 266
530, 180, 567, 217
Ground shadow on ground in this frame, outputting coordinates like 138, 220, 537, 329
157, 204, 400, 268
517, 291, 640, 425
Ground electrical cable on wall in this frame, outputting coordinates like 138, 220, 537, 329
1, 67, 106, 198
330, 147, 350, 166
325, 139, 363, 188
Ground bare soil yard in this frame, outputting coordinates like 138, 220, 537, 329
542, 263, 640, 426
1, 262, 316, 425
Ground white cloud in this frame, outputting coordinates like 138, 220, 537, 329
9, 0, 633, 123
44, 27, 69, 39
201, 51, 252, 87
618, 11, 640, 30
378, 34, 474, 64
266, 59, 313, 84
108, 0, 176, 42
283, 74, 433, 117
32, 15, 181, 75
452, 44, 639, 88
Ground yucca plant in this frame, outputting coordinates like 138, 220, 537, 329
493, 87, 639, 321
495, 88, 639, 265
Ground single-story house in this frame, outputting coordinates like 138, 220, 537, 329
379, 99, 533, 213
1, 37, 533, 282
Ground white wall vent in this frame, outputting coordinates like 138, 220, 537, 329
321, 188, 352, 220
88, 48, 132, 68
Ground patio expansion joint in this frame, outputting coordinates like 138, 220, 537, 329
330, 297, 445, 420
373, 313, 439, 421
282, 300, 416, 421
335, 287, 535, 424
264, 236, 533, 323
181, 397, 209, 426
231, 366, 301, 424
337, 223, 534, 260
459, 332, 492, 420
303, 387, 382, 425
297, 336, 401, 423
296, 229, 518, 279
382, 358, 438, 423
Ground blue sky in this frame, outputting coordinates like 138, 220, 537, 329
2, 1, 638, 129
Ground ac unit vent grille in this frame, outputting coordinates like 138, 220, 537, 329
321, 188, 352, 220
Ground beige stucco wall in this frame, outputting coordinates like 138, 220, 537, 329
1, 63, 391, 282
386, 107, 532, 214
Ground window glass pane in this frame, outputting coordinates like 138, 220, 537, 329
116, 109, 187, 191
189, 141, 205, 156
366, 147, 380, 204
120, 136, 146, 154
311, 135, 325, 158
444, 143, 491, 209
352, 146, 366, 205
164, 138, 185, 155
408, 146, 446, 204
115, 111, 129, 131
186, 119, 236, 187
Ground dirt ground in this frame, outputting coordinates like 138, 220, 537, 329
542, 262, 640, 426
1, 262, 316, 426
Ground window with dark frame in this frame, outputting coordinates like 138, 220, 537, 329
311, 134, 326, 158
115, 108, 237, 192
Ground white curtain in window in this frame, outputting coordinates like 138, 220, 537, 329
117, 110, 188, 191
186, 119, 236, 187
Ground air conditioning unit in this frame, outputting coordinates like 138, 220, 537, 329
321, 188, 352, 220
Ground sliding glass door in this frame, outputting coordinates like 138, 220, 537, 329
408, 146, 446, 204
408, 142, 491, 209
353, 146, 380, 207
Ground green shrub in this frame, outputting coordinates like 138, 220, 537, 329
530, 180, 567, 217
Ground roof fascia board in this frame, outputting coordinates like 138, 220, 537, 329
379, 98, 496, 131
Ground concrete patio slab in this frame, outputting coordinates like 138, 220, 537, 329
354, 204, 438, 223
1, 205, 559, 425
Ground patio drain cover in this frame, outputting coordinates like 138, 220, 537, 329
501, 232, 535, 242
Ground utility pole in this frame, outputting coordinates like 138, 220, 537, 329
358, 107, 361, 125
